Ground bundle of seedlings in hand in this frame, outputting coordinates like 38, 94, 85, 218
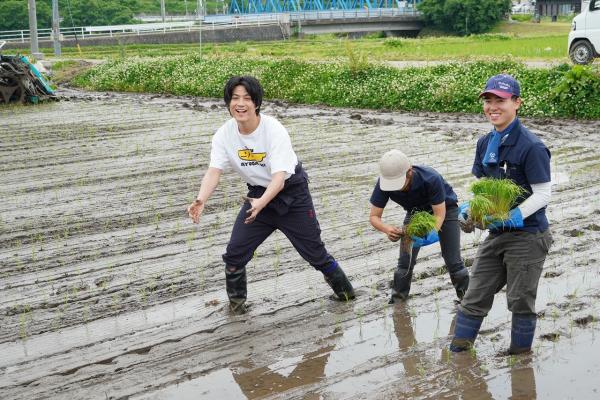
469, 178, 525, 228
406, 211, 437, 238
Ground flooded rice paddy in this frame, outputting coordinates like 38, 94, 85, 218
1, 91, 599, 399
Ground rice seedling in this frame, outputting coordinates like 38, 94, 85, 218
405, 211, 436, 238
186, 231, 195, 251
139, 286, 148, 304
370, 281, 377, 298
273, 240, 281, 276
417, 363, 426, 378
468, 195, 495, 227
468, 346, 477, 358
154, 212, 161, 230
409, 307, 417, 319
197, 264, 206, 290
469, 178, 525, 228
443, 348, 451, 364
111, 294, 121, 312
356, 307, 364, 324
82, 304, 90, 323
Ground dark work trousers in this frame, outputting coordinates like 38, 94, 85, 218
393, 204, 468, 299
459, 230, 552, 318
223, 179, 335, 276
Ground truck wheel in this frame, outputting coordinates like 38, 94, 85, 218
570, 41, 594, 65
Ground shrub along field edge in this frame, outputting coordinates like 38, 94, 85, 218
72, 55, 600, 119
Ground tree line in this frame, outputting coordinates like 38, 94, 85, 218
0, 0, 216, 31
419, 0, 512, 35
1, 0, 511, 35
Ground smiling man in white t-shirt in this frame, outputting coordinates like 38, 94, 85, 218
187, 76, 355, 314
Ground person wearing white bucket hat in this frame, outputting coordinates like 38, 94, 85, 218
369, 149, 470, 303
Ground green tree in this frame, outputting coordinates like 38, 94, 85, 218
418, 0, 512, 35
0, 0, 223, 31
57, 0, 139, 26
0, 0, 51, 31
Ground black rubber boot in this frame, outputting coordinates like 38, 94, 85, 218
225, 265, 247, 315
450, 268, 470, 300
390, 267, 412, 303
324, 266, 355, 301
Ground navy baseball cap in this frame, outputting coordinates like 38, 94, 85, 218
479, 74, 521, 98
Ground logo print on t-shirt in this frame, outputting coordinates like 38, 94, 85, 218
238, 148, 267, 162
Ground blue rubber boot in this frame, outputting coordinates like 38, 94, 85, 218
449, 310, 484, 352
509, 314, 537, 354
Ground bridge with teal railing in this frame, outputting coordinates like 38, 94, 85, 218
0, 1, 423, 47
228, 0, 421, 14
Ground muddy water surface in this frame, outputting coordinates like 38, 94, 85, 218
1, 91, 599, 399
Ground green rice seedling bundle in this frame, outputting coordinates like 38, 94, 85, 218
469, 178, 525, 227
406, 211, 437, 238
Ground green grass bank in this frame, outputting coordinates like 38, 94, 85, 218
73, 55, 600, 119
17, 20, 572, 61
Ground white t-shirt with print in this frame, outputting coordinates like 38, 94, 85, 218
209, 114, 298, 187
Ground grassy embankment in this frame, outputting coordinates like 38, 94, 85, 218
20, 20, 572, 61
49, 18, 599, 119
72, 56, 600, 119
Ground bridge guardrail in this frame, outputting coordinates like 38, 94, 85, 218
0, 20, 279, 43
0, 8, 420, 43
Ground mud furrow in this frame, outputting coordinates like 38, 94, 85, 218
1, 92, 599, 399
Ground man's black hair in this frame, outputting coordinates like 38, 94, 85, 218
224, 76, 263, 116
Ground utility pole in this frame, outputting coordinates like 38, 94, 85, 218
52, 0, 61, 56
160, 0, 166, 23
27, 0, 43, 59
197, 0, 203, 57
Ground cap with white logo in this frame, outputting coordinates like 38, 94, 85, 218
479, 74, 521, 99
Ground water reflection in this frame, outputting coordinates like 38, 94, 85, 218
231, 340, 337, 399
141, 307, 540, 399
392, 306, 422, 378
444, 312, 537, 400
510, 366, 537, 400
443, 312, 494, 399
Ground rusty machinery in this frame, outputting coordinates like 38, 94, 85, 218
0, 41, 55, 104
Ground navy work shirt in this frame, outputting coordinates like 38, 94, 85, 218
370, 165, 458, 213
473, 118, 551, 233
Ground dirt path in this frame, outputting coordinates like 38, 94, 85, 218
386, 60, 576, 69
1, 91, 599, 399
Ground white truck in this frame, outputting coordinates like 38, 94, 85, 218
568, 0, 600, 64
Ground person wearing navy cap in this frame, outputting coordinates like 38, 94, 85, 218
450, 74, 553, 354
369, 149, 470, 303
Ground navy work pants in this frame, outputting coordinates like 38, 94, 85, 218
223, 180, 335, 272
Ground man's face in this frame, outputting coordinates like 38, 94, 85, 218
482, 93, 521, 131
229, 85, 257, 124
